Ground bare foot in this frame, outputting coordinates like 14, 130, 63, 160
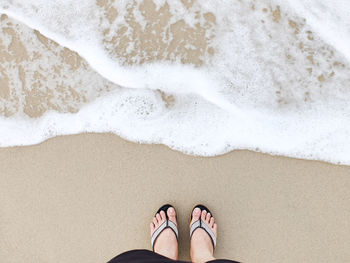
150, 207, 178, 260
190, 207, 217, 263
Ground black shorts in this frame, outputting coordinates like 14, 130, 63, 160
108, 249, 240, 263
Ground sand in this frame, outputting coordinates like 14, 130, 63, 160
1, 2, 350, 262
1, 133, 350, 263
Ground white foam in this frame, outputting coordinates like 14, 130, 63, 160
1, 0, 350, 165
284, 0, 350, 61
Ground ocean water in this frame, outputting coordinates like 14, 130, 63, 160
0, 0, 350, 164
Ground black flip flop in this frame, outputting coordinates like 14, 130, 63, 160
189, 204, 216, 249
151, 204, 178, 251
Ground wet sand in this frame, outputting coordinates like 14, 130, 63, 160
1, 133, 350, 263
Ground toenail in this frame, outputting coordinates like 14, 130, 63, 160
169, 207, 175, 213
194, 208, 200, 214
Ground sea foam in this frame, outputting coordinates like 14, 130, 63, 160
0, 0, 350, 164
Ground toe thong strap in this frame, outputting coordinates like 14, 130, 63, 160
190, 220, 217, 249
151, 220, 178, 251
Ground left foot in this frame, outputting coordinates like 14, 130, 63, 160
190, 207, 217, 263
150, 207, 178, 260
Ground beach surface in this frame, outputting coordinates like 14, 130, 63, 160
1, 1, 350, 262
1, 134, 350, 263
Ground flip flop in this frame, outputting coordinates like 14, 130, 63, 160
189, 204, 216, 249
151, 204, 179, 251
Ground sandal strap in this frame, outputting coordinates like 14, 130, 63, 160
151, 220, 178, 250
190, 219, 216, 249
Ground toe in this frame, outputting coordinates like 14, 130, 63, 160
150, 222, 155, 233
213, 223, 218, 236
153, 217, 158, 226
160, 210, 166, 221
191, 207, 201, 225
167, 207, 177, 225
156, 213, 162, 223
206, 212, 211, 222
201, 210, 207, 221
209, 217, 215, 227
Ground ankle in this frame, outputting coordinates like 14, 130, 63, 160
157, 248, 178, 261
190, 249, 215, 263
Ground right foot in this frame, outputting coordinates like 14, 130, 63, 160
190, 207, 218, 263
150, 207, 178, 260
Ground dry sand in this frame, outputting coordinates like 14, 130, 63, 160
1, 133, 350, 263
